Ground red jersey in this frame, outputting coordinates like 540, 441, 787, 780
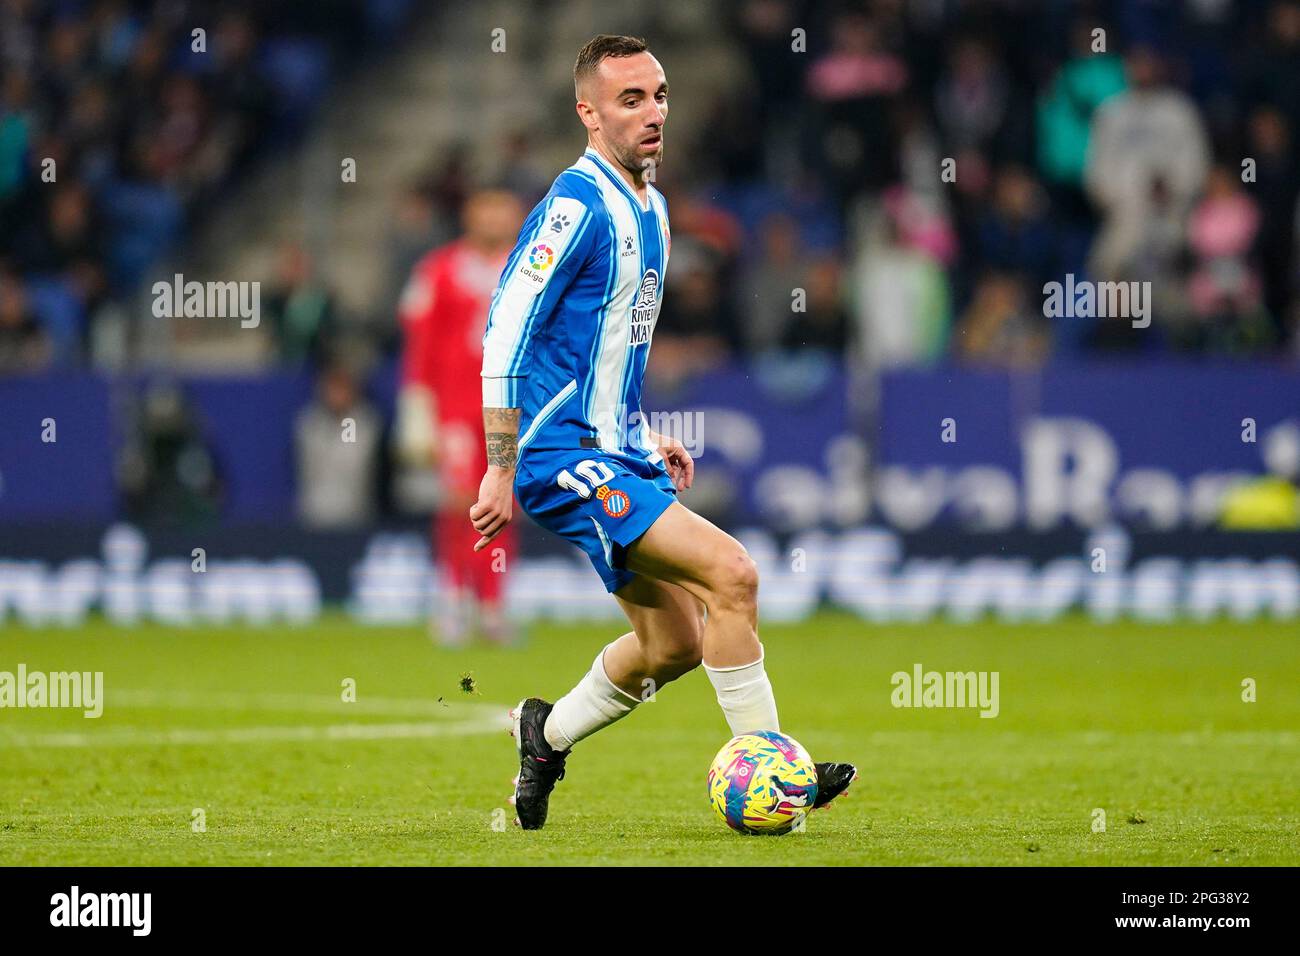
400, 239, 516, 597
399, 239, 507, 425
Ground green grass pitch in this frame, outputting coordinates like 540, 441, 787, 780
1, 612, 1296, 866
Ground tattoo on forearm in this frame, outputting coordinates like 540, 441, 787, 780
484, 407, 520, 468
486, 432, 518, 468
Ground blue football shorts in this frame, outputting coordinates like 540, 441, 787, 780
515, 447, 678, 593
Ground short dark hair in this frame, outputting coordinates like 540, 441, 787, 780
574, 34, 648, 97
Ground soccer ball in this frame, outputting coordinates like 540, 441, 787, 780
707, 731, 818, 835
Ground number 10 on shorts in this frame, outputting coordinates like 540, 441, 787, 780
556, 459, 617, 499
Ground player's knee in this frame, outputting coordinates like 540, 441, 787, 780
645, 603, 705, 679
650, 635, 703, 678
708, 547, 758, 615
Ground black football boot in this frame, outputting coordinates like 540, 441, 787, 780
508, 697, 570, 829
812, 761, 857, 809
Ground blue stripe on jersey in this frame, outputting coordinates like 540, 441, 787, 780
508, 205, 593, 377
518, 378, 577, 452
569, 168, 600, 191
627, 190, 668, 451
583, 150, 655, 452
588, 148, 646, 211
582, 151, 642, 450
482, 150, 669, 460
488, 197, 552, 380
583, 212, 619, 437
616, 195, 648, 450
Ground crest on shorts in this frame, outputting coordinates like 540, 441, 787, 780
596, 484, 631, 518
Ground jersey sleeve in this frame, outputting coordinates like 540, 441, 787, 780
481, 183, 599, 408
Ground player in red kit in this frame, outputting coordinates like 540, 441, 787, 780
396, 188, 526, 645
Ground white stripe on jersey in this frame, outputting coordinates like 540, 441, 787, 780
481, 194, 590, 406
480, 148, 669, 455
579, 152, 643, 450
517, 378, 577, 452
629, 185, 670, 455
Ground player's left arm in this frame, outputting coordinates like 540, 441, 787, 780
647, 428, 693, 491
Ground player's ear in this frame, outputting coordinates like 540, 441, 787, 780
575, 99, 598, 132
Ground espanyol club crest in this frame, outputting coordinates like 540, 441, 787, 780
629, 269, 659, 346
596, 485, 631, 518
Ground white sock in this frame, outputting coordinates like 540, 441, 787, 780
704, 649, 780, 735
544, 643, 641, 751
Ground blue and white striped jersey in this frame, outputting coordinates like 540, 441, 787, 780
481, 148, 670, 462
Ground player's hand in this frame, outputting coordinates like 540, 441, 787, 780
654, 434, 694, 491
470, 467, 514, 551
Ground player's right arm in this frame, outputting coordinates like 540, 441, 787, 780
470, 406, 519, 552
470, 185, 596, 551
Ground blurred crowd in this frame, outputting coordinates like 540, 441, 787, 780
0, 0, 410, 372
655, 0, 1300, 373
376, 0, 1300, 386
5, 0, 1300, 383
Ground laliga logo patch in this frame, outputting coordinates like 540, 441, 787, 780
528, 244, 555, 270
518, 243, 556, 289
596, 484, 631, 518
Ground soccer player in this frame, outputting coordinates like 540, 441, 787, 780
397, 188, 524, 645
470, 35, 856, 828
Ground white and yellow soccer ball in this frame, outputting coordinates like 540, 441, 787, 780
707, 731, 818, 835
